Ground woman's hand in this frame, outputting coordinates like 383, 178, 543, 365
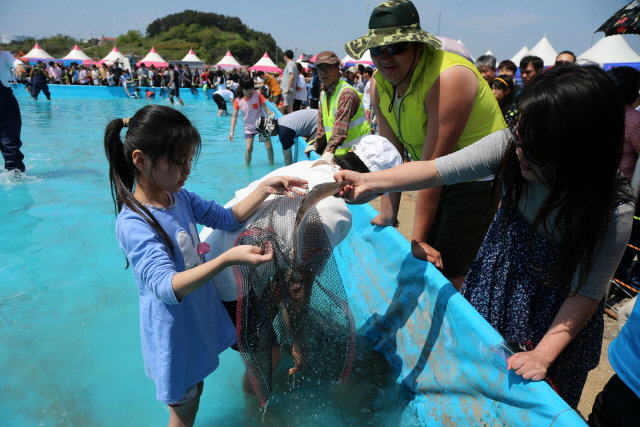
260, 176, 308, 199
333, 170, 373, 202
228, 132, 234, 142
411, 241, 443, 269
506, 350, 551, 381
224, 245, 273, 268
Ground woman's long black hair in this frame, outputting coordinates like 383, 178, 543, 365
104, 105, 201, 261
495, 64, 631, 292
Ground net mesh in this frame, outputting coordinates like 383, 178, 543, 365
233, 194, 356, 406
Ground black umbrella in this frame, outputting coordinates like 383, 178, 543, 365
597, 0, 640, 36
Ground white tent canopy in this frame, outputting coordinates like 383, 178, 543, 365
485, 49, 494, 56
136, 47, 168, 68
20, 43, 54, 61
248, 52, 282, 73
578, 35, 640, 65
341, 54, 356, 65
528, 37, 558, 67
97, 46, 131, 70
181, 49, 202, 63
215, 51, 242, 70
437, 37, 474, 62
510, 46, 530, 65
354, 50, 374, 65
61, 45, 94, 65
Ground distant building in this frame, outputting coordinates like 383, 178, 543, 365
99, 37, 117, 47
1, 35, 32, 44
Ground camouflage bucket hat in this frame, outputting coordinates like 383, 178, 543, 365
345, 0, 442, 59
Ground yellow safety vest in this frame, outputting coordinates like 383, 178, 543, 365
374, 47, 506, 161
321, 79, 371, 156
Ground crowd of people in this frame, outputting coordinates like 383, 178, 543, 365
4, 1, 640, 425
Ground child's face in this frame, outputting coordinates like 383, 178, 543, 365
242, 88, 253, 98
146, 151, 194, 194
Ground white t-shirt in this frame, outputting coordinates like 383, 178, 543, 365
295, 74, 307, 101
363, 80, 371, 110
200, 160, 352, 301
213, 89, 235, 102
0, 51, 23, 86
78, 69, 88, 84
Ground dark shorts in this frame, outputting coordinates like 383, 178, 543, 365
169, 88, 179, 97
426, 179, 500, 278
213, 93, 227, 111
278, 125, 296, 150
222, 300, 239, 351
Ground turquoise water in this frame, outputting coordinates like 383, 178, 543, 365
1, 98, 419, 426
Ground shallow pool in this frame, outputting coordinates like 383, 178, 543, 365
0, 97, 420, 426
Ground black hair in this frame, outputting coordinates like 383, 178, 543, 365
364, 67, 374, 77
104, 105, 202, 264
495, 64, 630, 292
498, 60, 517, 73
168, 64, 175, 70
256, 71, 265, 77
608, 66, 640, 105
237, 74, 255, 98
556, 50, 576, 62
284, 50, 294, 60
492, 74, 515, 114
334, 152, 370, 173
520, 55, 544, 73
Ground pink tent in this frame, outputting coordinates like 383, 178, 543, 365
19, 43, 54, 63
136, 47, 168, 68
215, 51, 242, 70
247, 52, 282, 73
59, 45, 95, 65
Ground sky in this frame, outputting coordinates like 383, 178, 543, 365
2, 0, 640, 63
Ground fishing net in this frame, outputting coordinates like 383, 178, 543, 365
233, 194, 356, 407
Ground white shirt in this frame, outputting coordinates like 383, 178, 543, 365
363, 80, 371, 110
200, 160, 352, 301
0, 51, 23, 86
295, 74, 307, 101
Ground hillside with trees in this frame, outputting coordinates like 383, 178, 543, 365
1, 10, 284, 67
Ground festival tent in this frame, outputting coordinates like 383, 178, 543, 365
485, 49, 494, 56
436, 36, 474, 62
353, 50, 374, 65
19, 43, 54, 64
58, 45, 95, 66
341, 54, 356, 66
248, 52, 282, 73
528, 36, 558, 67
296, 53, 312, 69
578, 34, 640, 71
169, 48, 205, 69
97, 46, 131, 71
215, 51, 242, 70
510, 46, 530, 65
136, 47, 168, 68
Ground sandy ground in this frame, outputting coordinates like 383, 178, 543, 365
368, 191, 630, 421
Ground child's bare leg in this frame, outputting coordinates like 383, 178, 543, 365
168, 381, 204, 427
283, 148, 292, 165
265, 140, 274, 165
245, 136, 254, 165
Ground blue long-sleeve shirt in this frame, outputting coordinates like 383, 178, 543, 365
116, 188, 242, 403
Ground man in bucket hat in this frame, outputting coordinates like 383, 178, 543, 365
303, 51, 371, 163
346, 0, 505, 290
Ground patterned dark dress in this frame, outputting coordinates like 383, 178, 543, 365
461, 197, 605, 409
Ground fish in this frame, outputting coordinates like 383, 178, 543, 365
292, 181, 351, 265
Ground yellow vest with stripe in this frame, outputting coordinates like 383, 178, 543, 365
374, 47, 506, 161
321, 79, 371, 156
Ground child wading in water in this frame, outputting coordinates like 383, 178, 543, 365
229, 75, 275, 166
104, 105, 306, 427
336, 64, 634, 409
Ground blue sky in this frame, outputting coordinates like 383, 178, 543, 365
2, 0, 639, 62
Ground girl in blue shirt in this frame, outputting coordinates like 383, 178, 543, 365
104, 104, 306, 427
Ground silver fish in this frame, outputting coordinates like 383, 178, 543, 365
292, 181, 351, 264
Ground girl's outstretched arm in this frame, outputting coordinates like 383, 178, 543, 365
333, 160, 443, 203
231, 176, 308, 223
506, 294, 601, 381
229, 109, 239, 142
172, 245, 271, 300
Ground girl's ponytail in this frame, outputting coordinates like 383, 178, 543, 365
104, 118, 134, 214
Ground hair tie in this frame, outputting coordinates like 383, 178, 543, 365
122, 117, 130, 127
494, 77, 508, 87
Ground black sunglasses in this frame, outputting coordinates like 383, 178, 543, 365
370, 42, 411, 56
